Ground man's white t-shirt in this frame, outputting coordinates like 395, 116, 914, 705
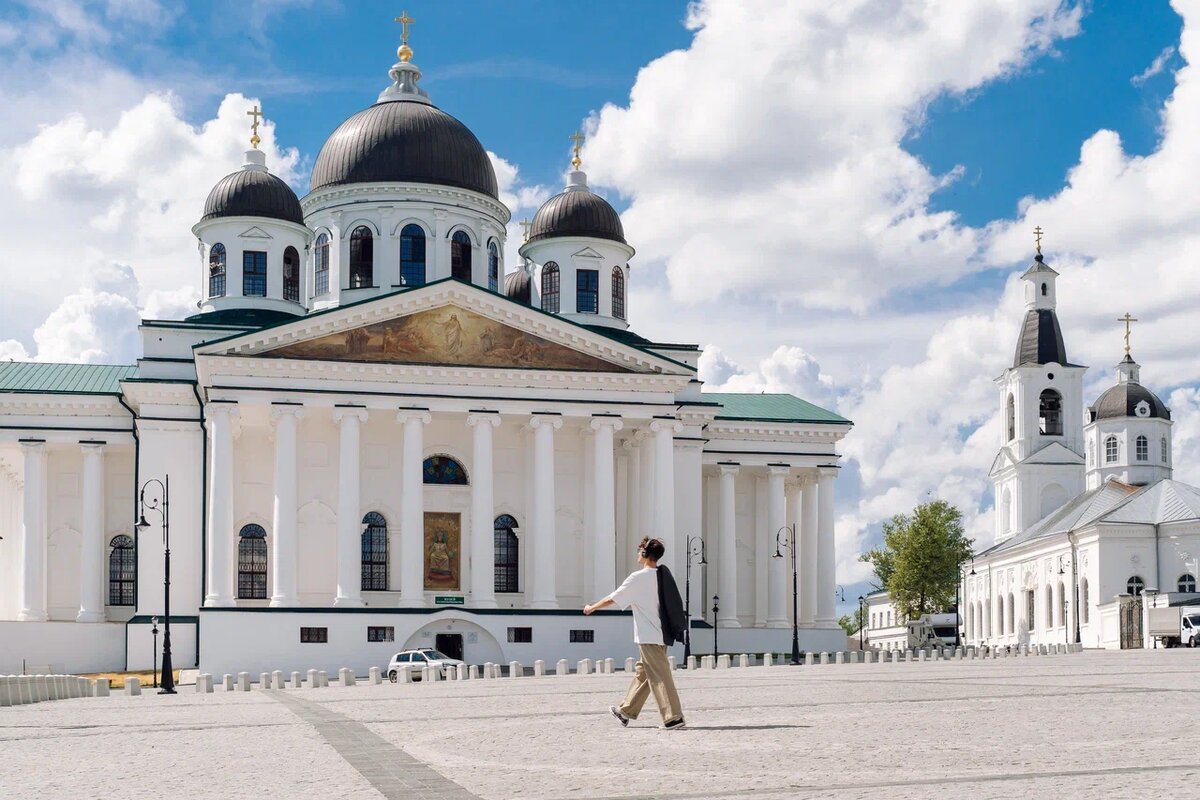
607, 567, 663, 646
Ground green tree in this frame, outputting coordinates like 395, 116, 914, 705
838, 605, 867, 636
859, 500, 973, 621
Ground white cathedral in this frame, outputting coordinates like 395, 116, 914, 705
0, 39, 851, 676
966, 246, 1200, 650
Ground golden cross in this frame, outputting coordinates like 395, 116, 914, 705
569, 130, 585, 170
519, 218, 532, 242
1033, 225, 1044, 255
1118, 312, 1138, 355
394, 10, 415, 61
246, 105, 263, 149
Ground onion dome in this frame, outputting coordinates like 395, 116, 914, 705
201, 150, 303, 225
503, 268, 532, 305
1090, 355, 1171, 421
528, 170, 625, 245
309, 45, 497, 198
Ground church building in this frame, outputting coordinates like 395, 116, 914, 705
0, 31, 851, 676
966, 241, 1200, 650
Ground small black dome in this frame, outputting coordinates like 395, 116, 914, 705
529, 187, 625, 244
310, 101, 497, 198
201, 168, 303, 225
503, 269, 531, 305
1092, 383, 1171, 421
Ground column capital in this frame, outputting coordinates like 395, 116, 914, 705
397, 408, 432, 425
206, 402, 239, 418
18, 439, 45, 453
590, 416, 624, 432
527, 414, 562, 431
333, 406, 369, 424
817, 465, 839, 480
649, 418, 682, 434
620, 437, 638, 452
79, 442, 106, 455
467, 412, 501, 428
270, 403, 305, 422
768, 464, 791, 478
718, 462, 740, 476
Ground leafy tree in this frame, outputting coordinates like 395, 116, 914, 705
859, 500, 973, 621
838, 605, 867, 636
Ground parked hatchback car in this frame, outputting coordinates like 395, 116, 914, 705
387, 649, 464, 682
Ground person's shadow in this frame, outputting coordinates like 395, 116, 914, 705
677, 724, 809, 731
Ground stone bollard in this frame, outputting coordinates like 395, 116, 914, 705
260, 672, 272, 690
837, 652, 847, 665
204, 674, 215, 693
223, 674, 234, 691
668, 655, 677, 670
888, 650, 899, 663
815, 652, 826, 665
577, 659, 592, 676
508, 661, 521, 678
0, 676, 12, 707
397, 665, 412, 683
34, 676, 48, 702
699, 655, 712, 669
932, 649, 940, 661
533, 660, 545, 677
864, 651, 874, 664
272, 670, 285, 688
917, 650, 927, 662
15, 676, 30, 704
481, 662, 493, 680
124, 677, 141, 696
93, 678, 109, 697
763, 652, 774, 667
738, 654, 749, 668
956, 647, 964, 660
555, 659, 569, 676
453, 663, 465, 681
196, 675, 208, 694
235, 672, 249, 691
289, 671, 301, 689
717, 654, 730, 669
804, 652, 815, 666
686, 655, 697, 670
625, 657, 636, 673
604, 657, 615, 674
338, 668, 353, 687
306, 669, 319, 688
368, 666, 381, 685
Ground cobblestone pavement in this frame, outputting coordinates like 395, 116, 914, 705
3, 649, 1199, 799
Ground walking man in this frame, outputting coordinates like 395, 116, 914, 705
584, 536, 687, 729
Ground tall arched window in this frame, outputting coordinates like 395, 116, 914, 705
1006, 394, 1015, 441
1081, 578, 1089, 624
422, 455, 468, 485
1105, 436, 1119, 464
1044, 585, 1053, 629
283, 246, 300, 302
487, 240, 499, 292
1039, 389, 1063, 435
208, 243, 226, 298
1162, 436, 1170, 464
1179, 573, 1197, 593
349, 226, 374, 288
108, 535, 135, 606
612, 266, 626, 320
997, 597, 1004, 637
1007, 593, 1015, 635
451, 230, 472, 281
361, 512, 388, 591
541, 262, 560, 313
400, 224, 426, 287
1058, 581, 1067, 628
237, 524, 268, 600
314, 233, 330, 295
494, 514, 519, 593
1135, 435, 1148, 462
1126, 575, 1145, 596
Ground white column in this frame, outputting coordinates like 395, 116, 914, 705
333, 407, 368, 607
591, 417, 623, 599
398, 410, 431, 607
637, 430, 654, 546
18, 441, 48, 622
799, 475, 818, 626
766, 465, 788, 628
528, 415, 561, 609
816, 466, 838, 627
77, 443, 106, 622
622, 438, 640, 576
649, 419, 679, 573
468, 412, 501, 608
204, 404, 238, 607
717, 463, 740, 627
270, 405, 303, 607
615, 446, 630, 575
785, 480, 801, 627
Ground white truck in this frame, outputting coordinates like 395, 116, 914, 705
906, 613, 960, 650
1147, 606, 1200, 648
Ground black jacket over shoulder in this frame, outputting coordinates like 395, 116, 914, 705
656, 565, 688, 647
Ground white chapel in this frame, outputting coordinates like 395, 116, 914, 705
0, 35, 851, 676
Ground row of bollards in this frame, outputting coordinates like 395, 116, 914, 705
0, 674, 109, 705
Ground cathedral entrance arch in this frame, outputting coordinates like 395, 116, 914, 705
403, 616, 503, 665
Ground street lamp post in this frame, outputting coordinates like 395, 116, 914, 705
966, 561, 977, 646
857, 596, 865, 651
136, 476, 175, 695
683, 536, 708, 666
151, 616, 159, 688
772, 525, 801, 665
711, 595, 720, 658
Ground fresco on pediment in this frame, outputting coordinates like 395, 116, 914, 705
262, 306, 629, 372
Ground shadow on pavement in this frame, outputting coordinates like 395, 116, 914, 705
678, 724, 810, 731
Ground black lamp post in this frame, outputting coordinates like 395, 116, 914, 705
136, 476, 175, 695
857, 595, 865, 651
150, 615, 159, 688
682, 535, 707, 666
711, 595, 719, 658
965, 561, 976, 646
772, 525, 801, 665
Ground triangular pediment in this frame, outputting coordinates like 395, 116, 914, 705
239, 226, 273, 239
572, 246, 604, 259
1022, 441, 1085, 465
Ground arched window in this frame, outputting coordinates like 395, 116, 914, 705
1105, 436, 1119, 464
361, 512, 388, 591
494, 514, 519, 593
1058, 581, 1067, 628
1044, 585, 1053, 629
1041, 282, 1048, 297
997, 597, 1004, 637
422, 455, 468, 485
237, 524, 268, 600
108, 535, 135, 606
1007, 593, 1015, 635
400, 224, 426, 287
349, 226, 374, 288
1126, 575, 1145, 596
1025, 590, 1035, 630
612, 266, 626, 320
1006, 394, 1015, 441
1081, 578, 1089, 624
208, 243, 227, 298
541, 262, 560, 313
1179, 573, 1197, 593
283, 246, 300, 303
487, 240, 499, 292
451, 230, 472, 282
1039, 389, 1063, 435
1135, 435, 1148, 462
314, 233, 330, 295
1162, 436, 1170, 464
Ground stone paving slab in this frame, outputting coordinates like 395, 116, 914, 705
2, 650, 1199, 799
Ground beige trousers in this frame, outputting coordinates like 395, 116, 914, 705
618, 644, 683, 724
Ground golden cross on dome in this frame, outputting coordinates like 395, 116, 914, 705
1034, 225, 1044, 255
247, 105, 263, 149
569, 130, 585, 170
395, 10, 415, 62
519, 218, 532, 242
1118, 312, 1138, 355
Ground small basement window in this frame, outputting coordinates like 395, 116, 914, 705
367, 626, 395, 642
300, 627, 328, 644
569, 629, 594, 643
507, 627, 533, 643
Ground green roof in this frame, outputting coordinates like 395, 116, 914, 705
0, 362, 137, 394
704, 392, 850, 425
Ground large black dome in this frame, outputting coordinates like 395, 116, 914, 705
310, 101, 498, 198
201, 169, 303, 225
1091, 382, 1171, 421
529, 187, 625, 244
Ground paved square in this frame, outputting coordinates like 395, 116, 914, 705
3, 650, 1198, 799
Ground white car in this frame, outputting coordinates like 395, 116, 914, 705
387, 648, 464, 682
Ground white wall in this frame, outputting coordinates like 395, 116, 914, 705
0, 621, 125, 674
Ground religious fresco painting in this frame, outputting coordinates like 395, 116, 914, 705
423, 512, 461, 591
261, 305, 629, 372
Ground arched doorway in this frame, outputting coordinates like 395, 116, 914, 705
402, 615, 504, 665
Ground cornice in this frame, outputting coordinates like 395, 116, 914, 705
706, 423, 847, 443
0, 396, 127, 416
302, 182, 511, 225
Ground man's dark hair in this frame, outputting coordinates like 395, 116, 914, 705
639, 537, 666, 561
